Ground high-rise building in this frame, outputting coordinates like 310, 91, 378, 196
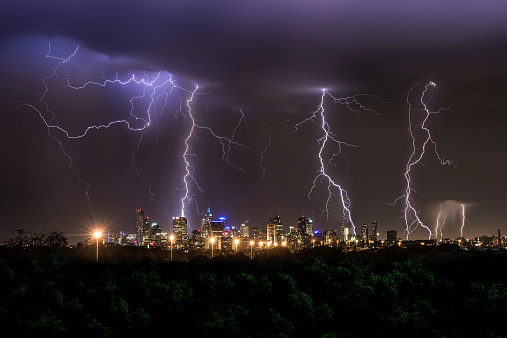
143, 217, 151, 244
252, 227, 259, 240
173, 216, 189, 241
201, 206, 213, 239
387, 229, 397, 244
151, 222, 162, 245
341, 221, 351, 242
370, 221, 378, 242
298, 216, 307, 236
267, 215, 284, 244
298, 215, 311, 247
211, 219, 225, 238
306, 217, 313, 236
135, 209, 144, 246
240, 222, 250, 237
361, 223, 368, 243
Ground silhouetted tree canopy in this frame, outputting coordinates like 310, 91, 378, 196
0, 245, 505, 337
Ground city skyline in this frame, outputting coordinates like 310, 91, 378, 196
1, 2, 507, 243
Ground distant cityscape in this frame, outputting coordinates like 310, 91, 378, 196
80, 207, 506, 252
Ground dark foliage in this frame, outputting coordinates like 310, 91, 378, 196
0, 246, 505, 337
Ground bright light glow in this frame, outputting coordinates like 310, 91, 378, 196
94, 231, 101, 238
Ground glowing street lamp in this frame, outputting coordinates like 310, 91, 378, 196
94, 231, 101, 264
210, 237, 215, 258
235, 238, 240, 251
312, 239, 315, 248
170, 235, 174, 261
250, 240, 254, 259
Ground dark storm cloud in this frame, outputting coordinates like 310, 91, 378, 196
1, 1, 507, 241
2, 1, 507, 107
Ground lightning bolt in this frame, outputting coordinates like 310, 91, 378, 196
19, 40, 252, 223
393, 82, 454, 240
460, 203, 466, 238
289, 89, 382, 235
435, 204, 447, 241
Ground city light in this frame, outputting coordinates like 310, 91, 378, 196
94, 231, 101, 264
170, 235, 174, 261
210, 237, 215, 258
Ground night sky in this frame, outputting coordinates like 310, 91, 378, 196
1, 1, 507, 243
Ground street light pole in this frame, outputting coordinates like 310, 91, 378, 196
250, 240, 254, 259
94, 231, 101, 264
210, 237, 215, 258
170, 235, 174, 261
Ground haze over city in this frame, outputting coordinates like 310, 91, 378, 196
1, 1, 507, 243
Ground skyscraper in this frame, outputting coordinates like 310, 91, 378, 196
151, 222, 162, 245
298, 216, 307, 235
370, 221, 378, 242
240, 222, 250, 237
306, 216, 313, 236
135, 209, 144, 246
298, 215, 310, 246
143, 217, 151, 244
387, 229, 397, 244
361, 223, 368, 243
267, 215, 284, 244
201, 206, 213, 239
173, 216, 189, 241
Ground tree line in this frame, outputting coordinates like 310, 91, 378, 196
0, 244, 505, 337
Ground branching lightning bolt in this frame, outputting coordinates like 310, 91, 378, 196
289, 89, 382, 235
19, 40, 253, 221
392, 82, 454, 239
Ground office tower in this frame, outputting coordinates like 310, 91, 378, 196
267, 215, 284, 243
173, 216, 189, 241
211, 219, 225, 238
252, 227, 259, 240
340, 221, 350, 242
151, 222, 162, 244
298, 215, 311, 246
387, 229, 397, 244
201, 206, 213, 239
240, 222, 250, 237
361, 223, 368, 243
143, 217, 151, 244
370, 221, 378, 242
298, 216, 307, 236
306, 216, 313, 236
135, 209, 144, 246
